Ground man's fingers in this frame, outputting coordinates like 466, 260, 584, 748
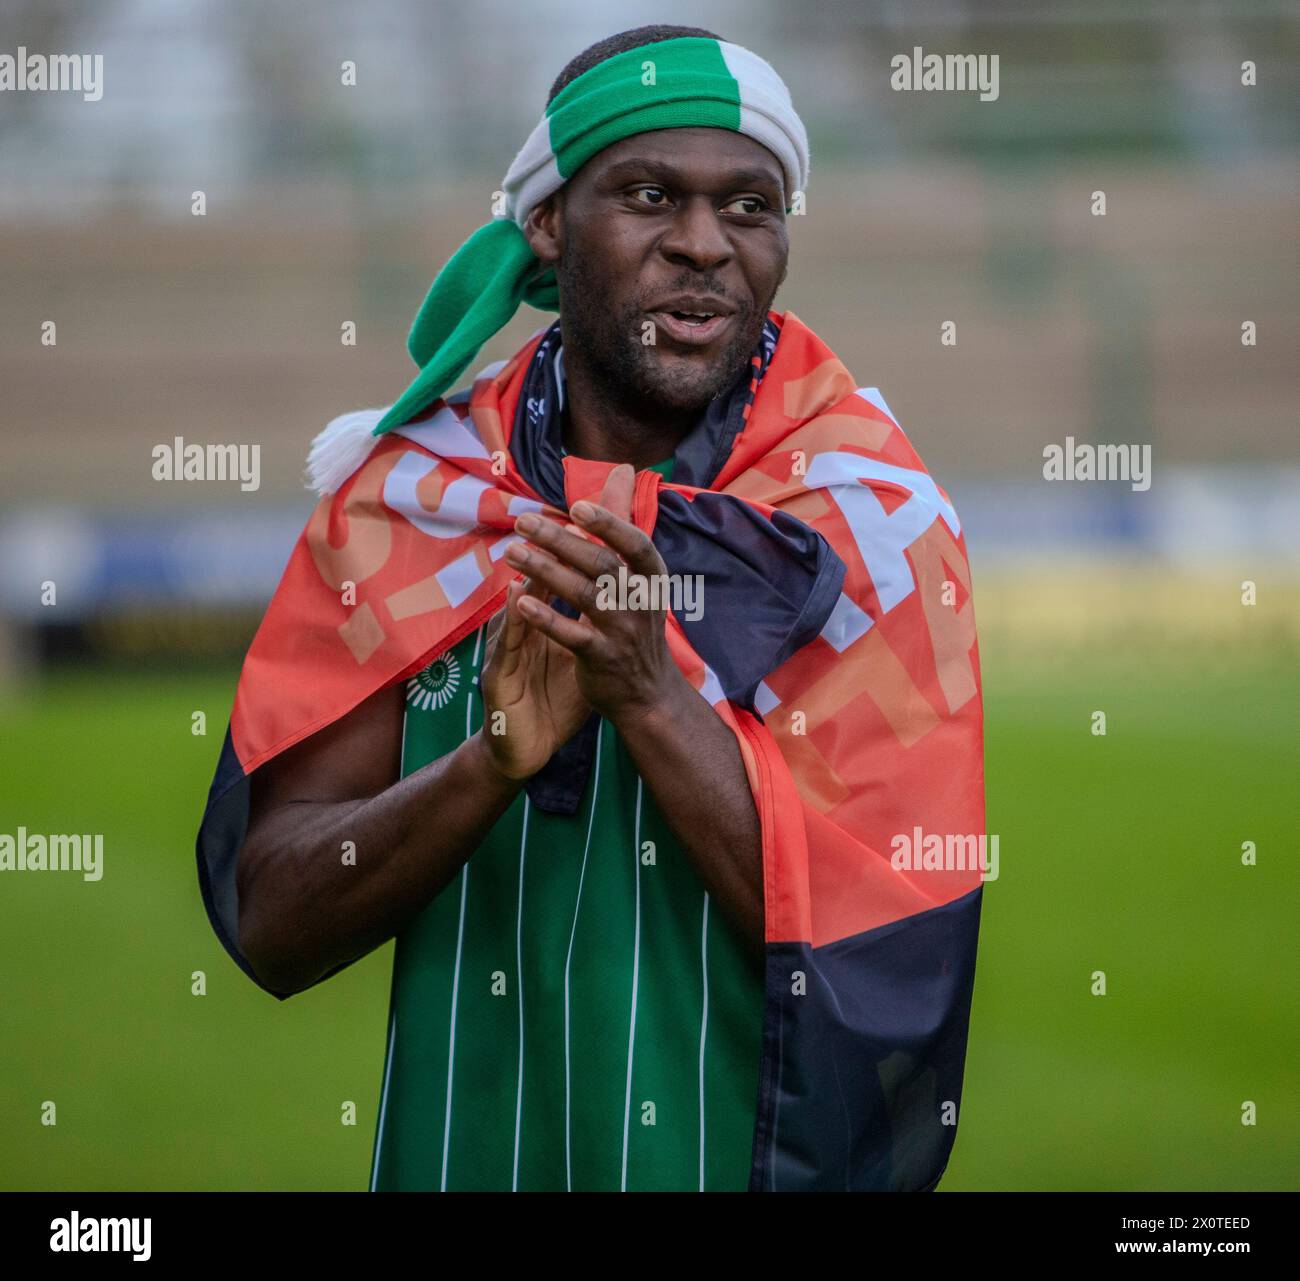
492, 575, 551, 675
516, 594, 595, 653
513, 513, 622, 582
568, 501, 665, 577
504, 540, 605, 619
596, 461, 636, 522
489, 580, 527, 678
519, 573, 549, 602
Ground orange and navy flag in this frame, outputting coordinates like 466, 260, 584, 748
197, 310, 986, 1191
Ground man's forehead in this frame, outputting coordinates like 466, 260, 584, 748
582, 127, 786, 188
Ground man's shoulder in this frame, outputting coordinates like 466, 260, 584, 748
789, 378, 964, 535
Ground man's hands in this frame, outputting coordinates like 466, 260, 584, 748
478, 573, 592, 780
501, 462, 689, 728
479, 463, 659, 781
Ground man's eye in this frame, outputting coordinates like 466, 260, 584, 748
722, 196, 768, 215
630, 187, 669, 206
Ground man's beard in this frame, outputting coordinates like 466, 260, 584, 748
556, 254, 769, 420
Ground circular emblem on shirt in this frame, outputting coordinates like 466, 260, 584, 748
406, 654, 461, 711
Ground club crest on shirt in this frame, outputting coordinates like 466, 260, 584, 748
405, 653, 461, 712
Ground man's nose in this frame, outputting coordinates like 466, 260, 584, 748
658, 198, 733, 272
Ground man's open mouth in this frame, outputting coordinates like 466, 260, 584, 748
647, 309, 732, 348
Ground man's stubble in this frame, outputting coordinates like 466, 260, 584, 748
555, 248, 778, 423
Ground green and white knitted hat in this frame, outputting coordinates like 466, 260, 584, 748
375, 35, 809, 436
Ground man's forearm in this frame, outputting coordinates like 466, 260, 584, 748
237, 732, 521, 994
614, 673, 765, 953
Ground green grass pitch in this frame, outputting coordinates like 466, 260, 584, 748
1, 645, 1295, 1190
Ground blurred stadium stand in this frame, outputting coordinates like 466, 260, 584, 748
1, 0, 1297, 672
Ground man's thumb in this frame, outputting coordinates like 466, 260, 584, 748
598, 462, 636, 521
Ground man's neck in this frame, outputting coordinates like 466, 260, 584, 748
559, 346, 702, 469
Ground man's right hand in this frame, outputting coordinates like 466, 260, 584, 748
478, 574, 592, 779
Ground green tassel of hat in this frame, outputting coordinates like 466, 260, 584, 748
374, 220, 559, 434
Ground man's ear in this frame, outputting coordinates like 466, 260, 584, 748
522, 192, 563, 265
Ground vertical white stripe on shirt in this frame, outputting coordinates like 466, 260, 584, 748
619, 778, 644, 1191
440, 867, 469, 1191
439, 624, 485, 1191
698, 892, 711, 1192
369, 1001, 397, 1191
564, 718, 604, 1192
512, 796, 531, 1191
372, 643, 421, 1191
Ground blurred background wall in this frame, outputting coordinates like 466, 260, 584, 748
1, 0, 1297, 1191
2, 0, 1298, 667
